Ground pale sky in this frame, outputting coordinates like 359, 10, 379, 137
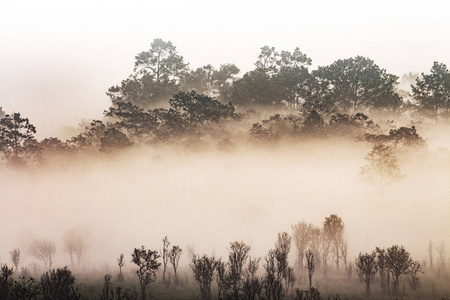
1, 0, 449, 139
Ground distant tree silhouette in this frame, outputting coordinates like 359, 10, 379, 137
385, 245, 411, 295
9, 249, 20, 272
360, 144, 402, 197
355, 252, 378, 295
160, 236, 170, 283
191, 254, 216, 300
305, 250, 315, 290
29, 239, 56, 270
169, 245, 182, 285
323, 215, 345, 271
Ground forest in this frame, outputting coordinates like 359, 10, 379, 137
0, 38, 449, 299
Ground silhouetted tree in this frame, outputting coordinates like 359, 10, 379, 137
117, 253, 125, 282
191, 254, 216, 300
323, 215, 345, 271
169, 245, 182, 285
295, 287, 323, 300
0, 264, 14, 299
312, 56, 401, 112
412, 61, 450, 121
263, 249, 284, 300
242, 257, 263, 300
408, 260, 423, 290
101, 274, 114, 300
161, 236, 170, 283
355, 252, 378, 295
0, 112, 41, 166
11, 275, 40, 299
9, 249, 20, 272
131, 246, 161, 300
226, 241, 251, 299
134, 38, 188, 81
376, 247, 389, 294
40, 267, 80, 300
385, 245, 411, 295
29, 239, 56, 270
436, 243, 446, 276
305, 250, 315, 290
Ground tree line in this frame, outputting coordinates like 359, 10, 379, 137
2, 215, 442, 299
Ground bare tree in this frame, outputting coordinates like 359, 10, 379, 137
428, 241, 433, 271
305, 250, 315, 290
323, 214, 344, 271
291, 221, 311, 274
355, 252, 378, 295
29, 239, 56, 269
117, 253, 125, 282
215, 258, 228, 300
264, 249, 284, 300
169, 245, 182, 285
191, 254, 216, 300
161, 236, 170, 283
9, 248, 20, 272
376, 247, 388, 294
386, 245, 411, 295
227, 241, 251, 299
242, 256, 263, 300
131, 246, 161, 300
63, 225, 91, 268
436, 243, 446, 276
408, 260, 423, 290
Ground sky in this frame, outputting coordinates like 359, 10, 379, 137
1, 0, 450, 139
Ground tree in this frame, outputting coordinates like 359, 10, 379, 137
169, 91, 235, 126
360, 144, 402, 197
312, 56, 401, 112
101, 274, 114, 300
428, 241, 433, 271
385, 245, 411, 295
0, 264, 14, 299
40, 267, 80, 300
323, 215, 345, 271
227, 241, 251, 299
305, 250, 315, 290
63, 225, 91, 268
9, 249, 20, 272
160, 236, 170, 283
412, 61, 450, 121
0, 112, 41, 166
191, 254, 216, 300
29, 239, 56, 270
168, 245, 182, 285
131, 246, 161, 300
99, 127, 132, 152
276, 48, 313, 108
355, 252, 378, 295
407, 260, 423, 290
117, 253, 125, 282
134, 38, 188, 82
275, 232, 292, 294
376, 247, 389, 294
242, 257, 263, 300
264, 249, 284, 300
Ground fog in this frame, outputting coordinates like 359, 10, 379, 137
1, 131, 449, 272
